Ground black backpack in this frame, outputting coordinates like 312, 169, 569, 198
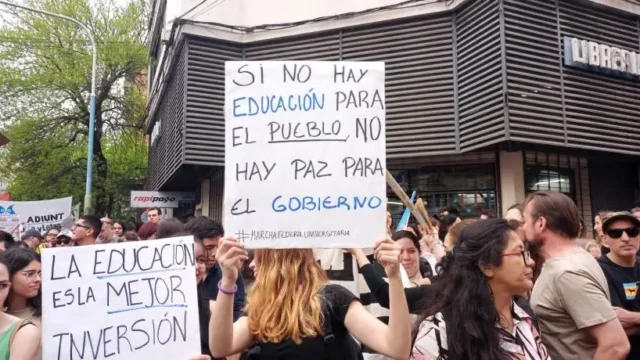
244, 292, 364, 360
321, 296, 365, 360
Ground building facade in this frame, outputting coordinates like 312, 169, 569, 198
145, 0, 640, 233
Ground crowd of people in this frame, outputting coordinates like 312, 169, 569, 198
1, 192, 640, 359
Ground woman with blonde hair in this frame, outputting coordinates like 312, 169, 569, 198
594, 210, 612, 255
577, 239, 602, 259
209, 237, 411, 359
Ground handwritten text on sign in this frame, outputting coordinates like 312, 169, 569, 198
41, 237, 200, 360
224, 61, 387, 248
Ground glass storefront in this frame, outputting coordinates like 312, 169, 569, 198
387, 164, 497, 224
525, 167, 574, 200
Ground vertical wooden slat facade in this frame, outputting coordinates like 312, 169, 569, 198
147, 0, 640, 194
147, 43, 187, 191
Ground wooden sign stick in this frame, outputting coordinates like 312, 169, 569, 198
385, 170, 429, 229
415, 198, 434, 231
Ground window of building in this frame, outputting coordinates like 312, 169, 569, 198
525, 167, 575, 199
387, 164, 497, 223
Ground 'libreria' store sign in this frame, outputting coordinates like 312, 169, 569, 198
564, 37, 640, 79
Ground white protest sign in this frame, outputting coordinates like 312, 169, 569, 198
41, 237, 200, 360
0, 197, 72, 235
224, 61, 386, 248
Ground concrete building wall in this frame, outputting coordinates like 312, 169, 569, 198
499, 151, 525, 216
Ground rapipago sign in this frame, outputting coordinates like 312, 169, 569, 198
130, 191, 196, 208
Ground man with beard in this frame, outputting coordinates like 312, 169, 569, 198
598, 212, 640, 359
524, 191, 629, 360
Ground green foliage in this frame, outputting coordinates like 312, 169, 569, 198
0, 0, 149, 218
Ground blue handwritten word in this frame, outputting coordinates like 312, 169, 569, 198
107, 304, 188, 315
272, 195, 383, 212
233, 89, 325, 117
96, 267, 185, 280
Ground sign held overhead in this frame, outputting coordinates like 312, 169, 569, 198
224, 61, 387, 248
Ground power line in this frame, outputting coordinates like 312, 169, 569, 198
173, 0, 209, 22
143, 0, 444, 129
177, 0, 442, 33
0, 37, 141, 45
188, 0, 224, 20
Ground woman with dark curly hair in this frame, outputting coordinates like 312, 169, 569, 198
411, 219, 548, 360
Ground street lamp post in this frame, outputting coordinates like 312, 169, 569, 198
0, 1, 97, 215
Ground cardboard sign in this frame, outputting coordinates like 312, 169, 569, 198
224, 61, 387, 248
41, 237, 200, 359
0, 197, 72, 235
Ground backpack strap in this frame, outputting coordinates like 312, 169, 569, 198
321, 288, 344, 360
8, 319, 32, 349
435, 312, 449, 358
321, 295, 336, 345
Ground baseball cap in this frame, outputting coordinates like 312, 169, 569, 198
20, 229, 43, 241
602, 211, 640, 232
56, 229, 73, 239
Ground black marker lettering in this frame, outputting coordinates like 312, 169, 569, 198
53, 290, 63, 308
355, 116, 382, 142
342, 157, 384, 178
335, 89, 384, 111
103, 326, 115, 358
291, 159, 333, 180
170, 275, 186, 303
236, 161, 276, 182
232, 126, 255, 147
116, 325, 133, 354
283, 64, 311, 83
173, 311, 188, 342
107, 249, 125, 274
127, 279, 143, 306
259, 63, 264, 84
107, 281, 128, 306
68, 255, 81, 279
231, 198, 256, 215
53, 333, 68, 360
51, 255, 65, 280
233, 64, 255, 86
93, 249, 106, 275
131, 319, 150, 350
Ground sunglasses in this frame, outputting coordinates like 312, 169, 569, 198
606, 227, 640, 239
55, 238, 71, 246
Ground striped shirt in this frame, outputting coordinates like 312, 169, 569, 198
412, 301, 550, 360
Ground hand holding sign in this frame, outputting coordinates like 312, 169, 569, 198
216, 237, 249, 283
374, 237, 402, 278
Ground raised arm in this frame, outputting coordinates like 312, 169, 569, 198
345, 238, 411, 359
350, 248, 432, 313
208, 238, 254, 358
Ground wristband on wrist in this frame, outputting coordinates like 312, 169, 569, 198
218, 280, 238, 295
